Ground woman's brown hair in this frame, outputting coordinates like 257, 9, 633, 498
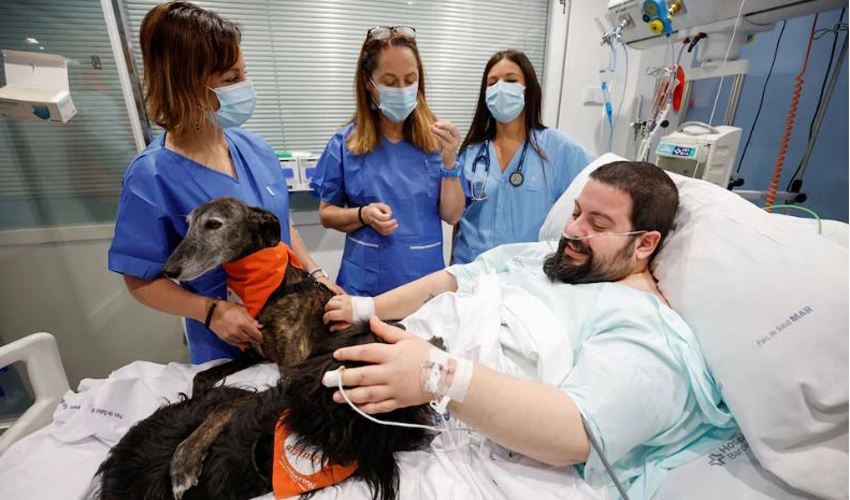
347, 31, 438, 155
140, 1, 241, 135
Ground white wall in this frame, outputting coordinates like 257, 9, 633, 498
0, 218, 345, 387
541, 0, 570, 127
551, 0, 669, 159
0, 229, 186, 387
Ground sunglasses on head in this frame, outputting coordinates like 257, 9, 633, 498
367, 26, 416, 40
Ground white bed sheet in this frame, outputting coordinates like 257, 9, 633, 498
0, 275, 600, 500
0, 271, 830, 500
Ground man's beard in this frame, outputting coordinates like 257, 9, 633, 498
543, 236, 637, 285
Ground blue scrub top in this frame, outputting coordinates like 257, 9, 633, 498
453, 127, 595, 264
311, 123, 446, 296
108, 128, 292, 364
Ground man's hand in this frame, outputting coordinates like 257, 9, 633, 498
331, 317, 433, 413
362, 203, 398, 236
208, 300, 263, 348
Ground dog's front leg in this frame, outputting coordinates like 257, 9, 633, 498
170, 393, 257, 499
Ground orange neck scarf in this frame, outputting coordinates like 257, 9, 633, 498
272, 415, 358, 497
221, 243, 303, 318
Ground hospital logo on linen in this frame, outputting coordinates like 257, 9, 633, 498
707, 433, 750, 467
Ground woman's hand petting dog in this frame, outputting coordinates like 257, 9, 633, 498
209, 300, 264, 348
322, 294, 354, 332
331, 317, 433, 414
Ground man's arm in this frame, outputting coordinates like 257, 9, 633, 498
323, 270, 458, 328
332, 318, 590, 466
449, 363, 590, 466
374, 270, 458, 319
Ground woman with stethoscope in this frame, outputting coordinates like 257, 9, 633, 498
453, 50, 596, 264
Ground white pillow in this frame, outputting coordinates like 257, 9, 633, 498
542, 157, 850, 499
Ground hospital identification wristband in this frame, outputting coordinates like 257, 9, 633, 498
350, 296, 375, 323
440, 165, 461, 178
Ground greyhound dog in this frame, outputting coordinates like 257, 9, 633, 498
162, 196, 334, 394
93, 326, 439, 500
157, 197, 341, 497
95, 197, 441, 500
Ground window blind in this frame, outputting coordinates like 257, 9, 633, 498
122, 0, 550, 153
0, 0, 140, 229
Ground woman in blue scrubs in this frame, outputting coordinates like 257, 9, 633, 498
311, 27, 465, 296
453, 50, 596, 264
107, 2, 339, 364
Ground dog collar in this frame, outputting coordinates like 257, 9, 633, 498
272, 414, 358, 497
221, 243, 302, 318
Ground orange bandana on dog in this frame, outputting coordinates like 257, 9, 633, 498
221, 243, 303, 318
272, 415, 358, 498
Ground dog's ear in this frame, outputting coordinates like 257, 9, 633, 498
248, 207, 281, 247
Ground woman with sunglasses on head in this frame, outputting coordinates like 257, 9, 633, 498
453, 50, 595, 264
108, 2, 341, 364
311, 26, 465, 296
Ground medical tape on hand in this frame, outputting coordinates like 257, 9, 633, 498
426, 348, 473, 404
351, 296, 375, 323
445, 356, 473, 404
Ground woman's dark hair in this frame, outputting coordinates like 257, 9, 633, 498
460, 50, 547, 160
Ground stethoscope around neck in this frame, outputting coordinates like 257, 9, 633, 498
470, 138, 530, 201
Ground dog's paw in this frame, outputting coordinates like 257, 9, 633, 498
170, 447, 204, 500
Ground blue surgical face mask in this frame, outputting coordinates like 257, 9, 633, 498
372, 80, 419, 123
485, 80, 526, 123
207, 80, 257, 129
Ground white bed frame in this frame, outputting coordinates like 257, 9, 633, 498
0, 332, 69, 455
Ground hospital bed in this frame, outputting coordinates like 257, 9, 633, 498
0, 154, 847, 500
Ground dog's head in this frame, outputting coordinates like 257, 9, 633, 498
282, 324, 436, 500
163, 197, 281, 281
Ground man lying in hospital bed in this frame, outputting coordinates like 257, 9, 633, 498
0, 155, 846, 500
322, 160, 734, 500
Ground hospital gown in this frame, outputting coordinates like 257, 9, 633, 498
445, 241, 737, 500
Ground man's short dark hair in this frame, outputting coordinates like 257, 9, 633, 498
589, 161, 679, 257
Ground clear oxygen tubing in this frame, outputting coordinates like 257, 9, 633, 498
708, 0, 748, 126
602, 24, 630, 154
606, 42, 630, 153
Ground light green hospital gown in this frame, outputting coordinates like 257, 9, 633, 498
446, 241, 737, 500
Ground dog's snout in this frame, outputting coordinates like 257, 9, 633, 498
163, 266, 182, 279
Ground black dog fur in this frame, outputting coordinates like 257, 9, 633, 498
93, 325, 436, 500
